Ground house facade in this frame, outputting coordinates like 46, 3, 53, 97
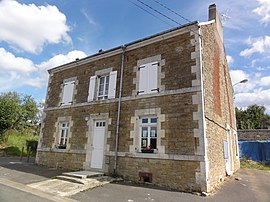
36, 4, 240, 192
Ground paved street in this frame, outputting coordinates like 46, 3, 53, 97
71, 168, 269, 202
0, 157, 270, 202
0, 184, 52, 202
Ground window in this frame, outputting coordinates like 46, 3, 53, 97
61, 80, 75, 106
88, 71, 117, 102
58, 122, 69, 149
140, 117, 157, 152
138, 62, 158, 95
98, 75, 110, 100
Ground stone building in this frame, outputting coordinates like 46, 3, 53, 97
36, 4, 240, 192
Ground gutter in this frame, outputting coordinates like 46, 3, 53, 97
114, 45, 126, 174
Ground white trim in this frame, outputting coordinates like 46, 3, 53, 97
198, 19, 215, 26
191, 27, 209, 191
45, 86, 202, 111
106, 151, 204, 161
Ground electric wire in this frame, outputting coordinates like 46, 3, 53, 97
129, 0, 174, 28
135, 0, 181, 26
134, 0, 200, 36
151, 0, 192, 23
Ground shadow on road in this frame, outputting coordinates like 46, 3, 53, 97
0, 156, 69, 184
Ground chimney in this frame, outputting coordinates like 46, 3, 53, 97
208, 4, 223, 43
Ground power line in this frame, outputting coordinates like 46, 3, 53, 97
151, 0, 192, 23
129, 0, 174, 28
135, 0, 181, 26
134, 0, 200, 36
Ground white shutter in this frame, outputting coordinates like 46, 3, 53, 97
148, 62, 158, 93
224, 140, 229, 159
88, 76, 96, 102
108, 71, 117, 99
62, 81, 75, 106
138, 65, 148, 94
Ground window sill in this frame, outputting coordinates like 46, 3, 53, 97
57, 145, 67, 149
141, 149, 154, 153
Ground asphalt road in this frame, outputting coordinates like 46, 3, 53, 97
0, 157, 269, 202
0, 184, 52, 202
72, 169, 270, 202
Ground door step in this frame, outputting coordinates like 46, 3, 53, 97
62, 171, 104, 179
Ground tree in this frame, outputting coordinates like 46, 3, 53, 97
0, 92, 21, 136
236, 104, 270, 129
0, 92, 39, 139
20, 95, 39, 126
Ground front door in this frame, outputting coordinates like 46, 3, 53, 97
91, 121, 106, 169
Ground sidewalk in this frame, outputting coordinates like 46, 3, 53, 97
0, 156, 120, 200
0, 156, 77, 202
0, 156, 65, 185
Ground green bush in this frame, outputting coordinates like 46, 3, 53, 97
3, 129, 38, 156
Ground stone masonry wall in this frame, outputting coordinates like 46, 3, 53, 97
201, 22, 240, 191
37, 25, 205, 192
238, 130, 270, 141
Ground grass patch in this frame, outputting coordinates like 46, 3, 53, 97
240, 159, 270, 170
0, 130, 38, 156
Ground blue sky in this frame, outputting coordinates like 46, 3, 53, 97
0, 0, 270, 113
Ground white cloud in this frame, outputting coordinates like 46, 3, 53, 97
0, 48, 36, 72
253, 0, 270, 24
235, 89, 270, 114
260, 76, 270, 86
226, 55, 234, 65
230, 69, 270, 113
240, 36, 270, 57
37, 50, 87, 71
230, 70, 249, 85
0, 49, 87, 90
0, 0, 71, 54
230, 70, 255, 93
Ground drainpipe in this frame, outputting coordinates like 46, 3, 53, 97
114, 45, 126, 174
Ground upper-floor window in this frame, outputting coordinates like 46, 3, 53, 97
58, 122, 69, 149
61, 79, 75, 106
138, 62, 159, 95
88, 70, 117, 102
98, 75, 110, 100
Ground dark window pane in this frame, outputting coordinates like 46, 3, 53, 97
142, 118, 148, 123
150, 138, 157, 149
151, 118, 157, 123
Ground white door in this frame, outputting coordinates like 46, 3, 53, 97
224, 140, 232, 175
91, 121, 106, 169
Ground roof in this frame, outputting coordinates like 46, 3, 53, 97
48, 21, 198, 73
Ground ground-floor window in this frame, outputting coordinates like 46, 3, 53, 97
58, 122, 69, 149
140, 117, 157, 152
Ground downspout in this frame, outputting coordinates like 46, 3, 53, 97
114, 45, 126, 174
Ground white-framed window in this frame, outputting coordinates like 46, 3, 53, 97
140, 117, 157, 152
97, 75, 110, 100
61, 80, 75, 106
138, 62, 159, 95
58, 122, 69, 149
88, 71, 117, 102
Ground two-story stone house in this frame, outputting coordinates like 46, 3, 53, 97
36, 4, 240, 192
